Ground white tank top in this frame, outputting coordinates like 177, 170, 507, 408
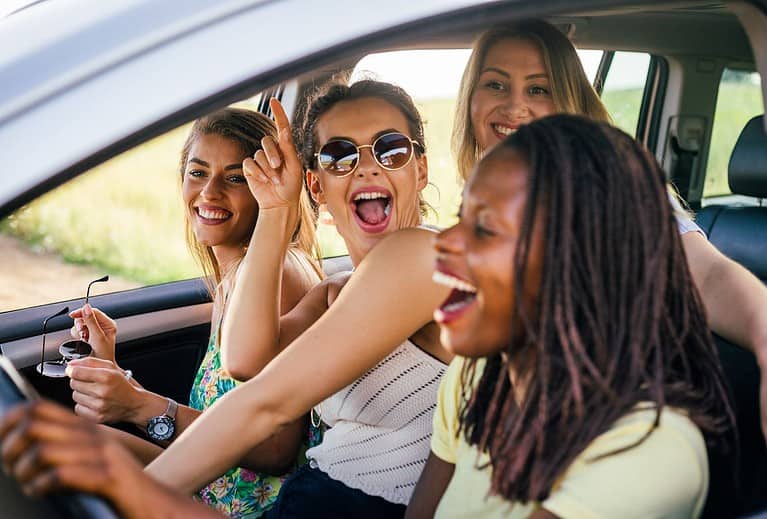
305, 339, 446, 504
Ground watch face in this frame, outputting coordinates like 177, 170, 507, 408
147, 415, 175, 442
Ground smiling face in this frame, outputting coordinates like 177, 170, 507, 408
181, 133, 258, 263
307, 97, 428, 265
432, 146, 543, 357
470, 38, 557, 153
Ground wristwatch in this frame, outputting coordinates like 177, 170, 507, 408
146, 398, 178, 442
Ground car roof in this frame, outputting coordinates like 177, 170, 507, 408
0, 0, 499, 215
0, 0, 761, 217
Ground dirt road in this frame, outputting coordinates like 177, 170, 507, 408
0, 234, 141, 313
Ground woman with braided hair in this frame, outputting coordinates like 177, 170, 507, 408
408, 114, 735, 518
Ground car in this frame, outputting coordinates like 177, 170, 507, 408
0, 0, 765, 517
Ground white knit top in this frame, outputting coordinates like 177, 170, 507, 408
305, 339, 447, 505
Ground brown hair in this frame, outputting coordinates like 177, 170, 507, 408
179, 107, 322, 297
453, 20, 611, 180
459, 114, 734, 502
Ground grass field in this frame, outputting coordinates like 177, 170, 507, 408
1, 81, 762, 289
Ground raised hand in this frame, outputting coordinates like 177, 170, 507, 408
69, 304, 117, 363
242, 98, 305, 210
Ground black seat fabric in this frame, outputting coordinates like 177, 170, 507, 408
697, 116, 767, 280
696, 115, 767, 518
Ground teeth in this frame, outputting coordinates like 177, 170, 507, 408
198, 208, 230, 220
432, 271, 477, 293
493, 124, 516, 136
384, 204, 391, 217
442, 301, 470, 312
354, 192, 389, 201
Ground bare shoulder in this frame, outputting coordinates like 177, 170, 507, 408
357, 226, 438, 276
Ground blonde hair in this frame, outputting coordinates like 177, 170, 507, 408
180, 108, 322, 301
452, 20, 612, 180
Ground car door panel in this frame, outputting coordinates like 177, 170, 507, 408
0, 279, 213, 406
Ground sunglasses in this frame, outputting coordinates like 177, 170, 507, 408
315, 132, 423, 177
36, 275, 109, 378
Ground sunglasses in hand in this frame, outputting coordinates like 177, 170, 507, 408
36, 275, 109, 378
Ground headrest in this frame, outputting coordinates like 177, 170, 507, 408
729, 115, 767, 198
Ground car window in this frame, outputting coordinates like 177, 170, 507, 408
600, 51, 651, 135
703, 68, 764, 199
0, 98, 264, 313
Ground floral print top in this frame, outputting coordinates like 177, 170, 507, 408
189, 326, 322, 518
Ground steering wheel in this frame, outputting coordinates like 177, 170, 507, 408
0, 356, 120, 519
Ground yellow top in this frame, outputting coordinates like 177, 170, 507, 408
431, 357, 709, 519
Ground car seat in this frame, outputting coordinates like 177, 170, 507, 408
696, 115, 767, 518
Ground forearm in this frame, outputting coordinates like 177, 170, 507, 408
146, 381, 289, 494
238, 415, 307, 475
129, 389, 303, 475
697, 256, 767, 358
110, 471, 223, 519
221, 206, 297, 380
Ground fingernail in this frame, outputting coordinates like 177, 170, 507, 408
271, 176, 281, 185
83, 304, 92, 317
65, 365, 73, 377
269, 157, 280, 168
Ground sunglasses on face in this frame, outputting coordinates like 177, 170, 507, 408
315, 132, 423, 177
36, 275, 109, 378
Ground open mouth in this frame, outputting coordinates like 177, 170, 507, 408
195, 206, 232, 225
492, 123, 517, 140
432, 270, 477, 324
351, 189, 392, 233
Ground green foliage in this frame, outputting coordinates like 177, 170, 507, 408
0, 124, 201, 285
704, 81, 764, 197
601, 87, 643, 135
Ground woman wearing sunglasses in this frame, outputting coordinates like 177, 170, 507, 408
134, 80, 452, 517
60, 108, 323, 518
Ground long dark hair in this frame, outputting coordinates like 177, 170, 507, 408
459, 114, 735, 501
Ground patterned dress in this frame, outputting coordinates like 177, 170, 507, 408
189, 326, 322, 518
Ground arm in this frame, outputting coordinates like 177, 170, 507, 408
222, 246, 320, 381
220, 209, 325, 381
67, 358, 304, 475
682, 232, 767, 442
147, 227, 451, 493
684, 232, 767, 354
0, 401, 222, 519
221, 98, 327, 381
405, 452, 455, 519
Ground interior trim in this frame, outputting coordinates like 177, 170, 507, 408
1, 303, 212, 369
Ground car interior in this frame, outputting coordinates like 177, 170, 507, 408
0, 0, 766, 517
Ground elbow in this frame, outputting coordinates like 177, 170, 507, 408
221, 350, 264, 382
222, 360, 256, 383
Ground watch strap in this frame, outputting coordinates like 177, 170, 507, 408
165, 398, 178, 420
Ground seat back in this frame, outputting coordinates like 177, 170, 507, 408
696, 115, 767, 517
